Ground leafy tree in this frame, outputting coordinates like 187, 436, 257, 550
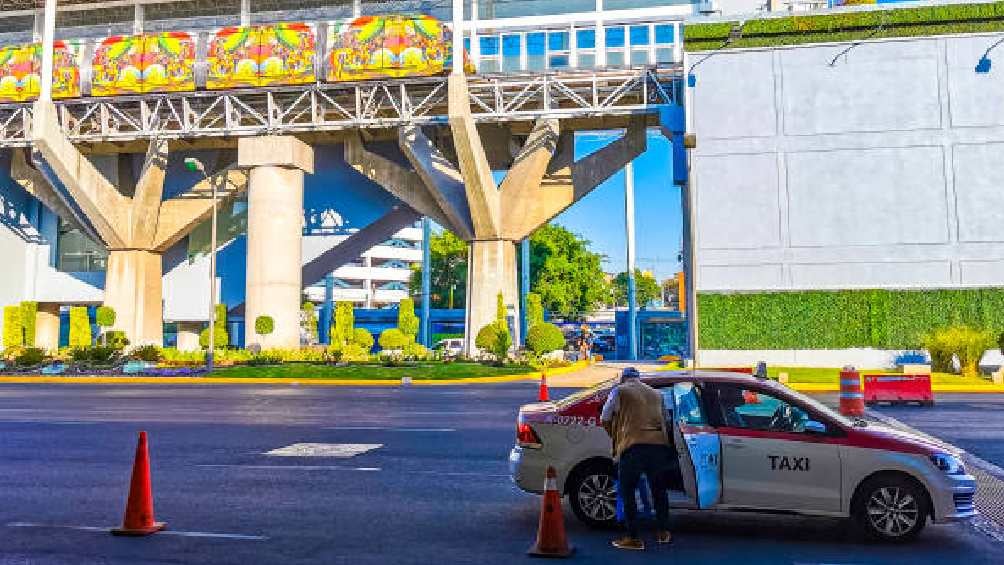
529, 224, 609, 320
255, 315, 275, 337
19, 301, 36, 347
496, 292, 507, 324
408, 230, 467, 308
526, 322, 565, 355
379, 328, 409, 350
397, 297, 419, 340
330, 301, 355, 349
611, 269, 662, 308
353, 328, 374, 351
68, 306, 92, 348
526, 293, 544, 327
301, 301, 318, 342
3, 305, 23, 349
95, 306, 116, 329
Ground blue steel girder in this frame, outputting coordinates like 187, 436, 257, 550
0, 68, 680, 147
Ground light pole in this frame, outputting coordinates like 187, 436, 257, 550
184, 157, 217, 371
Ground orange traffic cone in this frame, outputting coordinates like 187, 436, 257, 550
538, 368, 550, 402
528, 466, 573, 558
111, 431, 166, 536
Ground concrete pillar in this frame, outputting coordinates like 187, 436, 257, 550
239, 136, 314, 349
465, 239, 519, 355
176, 321, 202, 352
104, 250, 164, 346
35, 302, 60, 352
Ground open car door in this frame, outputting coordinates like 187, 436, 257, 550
671, 382, 721, 509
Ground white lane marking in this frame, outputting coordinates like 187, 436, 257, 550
198, 464, 380, 472
264, 443, 382, 457
6, 522, 266, 541
323, 426, 456, 432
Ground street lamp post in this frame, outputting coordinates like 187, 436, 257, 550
184, 157, 216, 371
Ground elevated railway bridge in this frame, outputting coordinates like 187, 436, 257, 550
2, 0, 691, 354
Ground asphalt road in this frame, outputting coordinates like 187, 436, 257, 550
874, 394, 1004, 469
0, 384, 1001, 565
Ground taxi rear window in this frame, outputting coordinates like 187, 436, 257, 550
555, 377, 616, 407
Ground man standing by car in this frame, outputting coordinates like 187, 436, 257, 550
600, 367, 675, 550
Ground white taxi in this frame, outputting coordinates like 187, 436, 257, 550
509, 371, 977, 541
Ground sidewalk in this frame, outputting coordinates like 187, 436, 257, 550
546, 361, 669, 388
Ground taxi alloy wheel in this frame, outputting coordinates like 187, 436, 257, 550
569, 467, 618, 528
854, 476, 928, 541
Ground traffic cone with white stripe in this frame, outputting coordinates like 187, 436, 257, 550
528, 466, 573, 558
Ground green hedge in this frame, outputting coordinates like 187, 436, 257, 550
685, 2, 1004, 51
699, 288, 1004, 350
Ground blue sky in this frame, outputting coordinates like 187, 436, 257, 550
552, 130, 682, 282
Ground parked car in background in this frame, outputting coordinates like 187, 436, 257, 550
434, 338, 463, 359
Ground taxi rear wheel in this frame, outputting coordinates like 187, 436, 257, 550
853, 475, 929, 542
568, 462, 618, 529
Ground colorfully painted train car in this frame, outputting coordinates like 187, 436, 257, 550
0, 15, 464, 104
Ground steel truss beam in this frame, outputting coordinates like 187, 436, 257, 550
0, 68, 679, 147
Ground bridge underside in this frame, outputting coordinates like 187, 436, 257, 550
15, 66, 685, 352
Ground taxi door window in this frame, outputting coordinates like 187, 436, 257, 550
674, 382, 707, 426
710, 385, 816, 433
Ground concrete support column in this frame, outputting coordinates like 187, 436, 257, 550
35, 302, 60, 352
465, 239, 519, 354
239, 136, 314, 350
176, 321, 202, 352
104, 250, 164, 346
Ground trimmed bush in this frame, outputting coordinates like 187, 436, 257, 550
19, 301, 36, 347
129, 344, 163, 362
302, 301, 318, 342
14, 347, 45, 367
378, 328, 409, 350
353, 328, 375, 351
526, 322, 565, 355
330, 301, 355, 349
95, 306, 116, 329
104, 331, 130, 350
340, 343, 372, 362
255, 315, 275, 336
397, 297, 420, 340
476, 321, 511, 363
685, 2, 1004, 51
922, 326, 995, 377
698, 288, 1004, 350
526, 293, 544, 327
68, 307, 92, 348
3, 305, 23, 349
199, 326, 229, 349
71, 346, 118, 364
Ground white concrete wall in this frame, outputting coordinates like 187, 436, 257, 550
700, 348, 925, 369
690, 33, 1004, 292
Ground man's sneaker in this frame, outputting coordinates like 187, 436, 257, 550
655, 530, 673, 544
612, 536, 645, 551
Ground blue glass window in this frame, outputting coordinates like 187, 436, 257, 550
576, 29, 595, 49
549, 54, 569, 69
605, 27, 625, 48
480, 36, 499, 56
464, 38, 471, 52
527, 32, 546, 56
630, 25, 650, 46
502, 34, 521, 57
655, 24, 674, 44
548, 31, 569, 51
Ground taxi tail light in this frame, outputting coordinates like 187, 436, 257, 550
517, 423, 542, 448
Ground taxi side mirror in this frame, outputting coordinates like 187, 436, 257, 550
804, 420, 827, 434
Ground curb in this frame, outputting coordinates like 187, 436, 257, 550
0, 361, 588, 387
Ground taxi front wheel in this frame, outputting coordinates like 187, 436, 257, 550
853, 475, 930, 542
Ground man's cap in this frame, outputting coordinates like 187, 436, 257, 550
621, 367, 640, 379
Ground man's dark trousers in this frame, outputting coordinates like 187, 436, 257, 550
618, 443, 675, 538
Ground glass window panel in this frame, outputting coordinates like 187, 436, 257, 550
631, 49, 650, 65
549, 54, 569, 69
606, 51, 624, 67
480, 36, 499, 56
464, 38, 471, 52
576, 29, 596, 49
527, 32, 546, 56
655, 24, 674, 45
548, 31, 569, 52
630, 25, 650, 46
655, 47, 674, 64
577, 53, 595, 69
480, 59, 499, 73
605, 27, 625, 48
502, 34, 521, 57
